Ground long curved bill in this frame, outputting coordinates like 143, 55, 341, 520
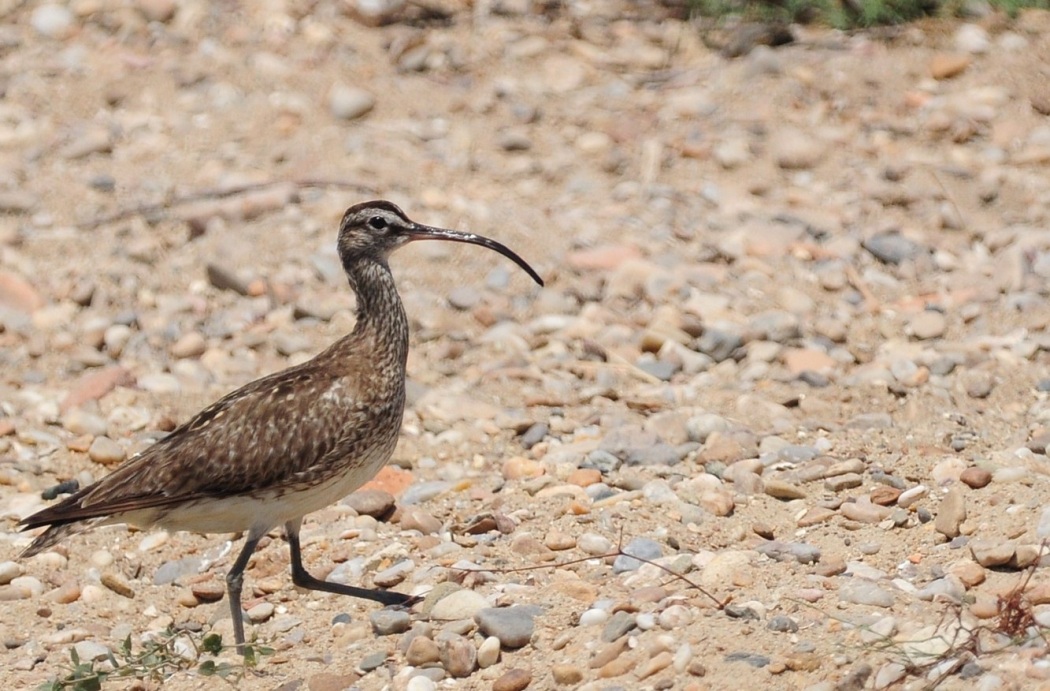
406, 223, 544, 287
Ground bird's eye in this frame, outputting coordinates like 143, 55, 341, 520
368, 216, 388, 230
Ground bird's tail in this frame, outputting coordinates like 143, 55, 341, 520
21, 518, 106, 558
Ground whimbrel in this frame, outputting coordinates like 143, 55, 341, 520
20, 200, 543, 651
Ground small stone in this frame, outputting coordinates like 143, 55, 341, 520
543, 531, 575, 551
31, 4, 75, 39
373, 559, 413, 588
430, 588, 489, 620
247, 602, 275, 623
839, 581, 894, 608
908, 311, 947, 340
405, 636, 440, 666
519, 422, 548, 449
477, 636, 500, 668
767, 615, 799, 633
612, 537, 662, 573
502, 456, 544, 480
934, 487, 967, 539
358, 651, 386, 672
948, 560, 986, 588
171, 332, 206, 359
73, 641, 110, 663
578, 533, 613, 555
963, 371, 995, 399
476, 606, 537, 649
825, 473, 863, 492
601, 611, 637, 642
344, 489, 395, 518
100, 571, 135, 598
492, 668, 531, 691
870, 486, 902, 506
190, 581, 224, 602
206, 264, 251, 295
497, 129, 533, 152
329, 84, 376, 120
970, 540, 1015, 567
88, 436, 126, 466
551, 663, 584, 685
863, 232, 923, 265
439, 634, 477, 678
48, 583, 82, 604
930, 53, 971, 79
62, 409, 108, 436
0, 561, 23, 586
370, 609, 411, 635
638, 651, 673, 679
840, 501, 891, 523
771, 128, 825, 169
763, 479, 806, 500
399, 506, 442, 534
959, 467, 991, 489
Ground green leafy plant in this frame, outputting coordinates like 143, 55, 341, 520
36, 628, 273, 690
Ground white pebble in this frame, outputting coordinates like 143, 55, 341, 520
897, 485, 927, 509
90, 550, 114, 569
674, 642, 692, 673
636, 612, 656, 630
577, 533, 613, 555
658, 604, 693, 629
11, 576, 45, 598
578, 608, 609, 626
138, 531, 169, 552
477, 636, 500, 668
0, 561, 23, 585
30, 4, 74, 39
405, 676, 437, 691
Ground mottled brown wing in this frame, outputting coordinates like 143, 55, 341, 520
22, 358, 375, 528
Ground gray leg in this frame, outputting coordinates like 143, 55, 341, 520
285, 517, 416, 606
226, 526, 265, 654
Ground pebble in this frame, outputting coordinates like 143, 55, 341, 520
87, 436, 126, 466
908, 311, 947, 340
171, 331, 206, 358
370, 609, 411, 635
373, 559, 414, 587
930, 53, 971, 79
345, 489, 396, 518
0, 562, 23, 585
247, 602, 275, 623
406, 636, 440, 665
771, 128, 825, 169
612, 537, 663, 573
477, 635, 500, 668
438, 633, 476, 677
329, 84, 376, 120
400, 506, 442, 534
100, 571, 135, 598
934, 487, 967, 539
601, 611, 637, 642
476, 606, 538, 648
863, 232, 923, 265
430, 588, 489, 620
839, 581, 895, 608
552, 663, 584, 684
31, 4, 74, 38
492, 668, 531, 691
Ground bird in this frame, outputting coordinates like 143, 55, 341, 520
19, 200, 544, 652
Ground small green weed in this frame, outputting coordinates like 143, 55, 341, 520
36, 628, 274, 690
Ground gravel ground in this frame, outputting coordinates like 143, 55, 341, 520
2, 2, 1050, 690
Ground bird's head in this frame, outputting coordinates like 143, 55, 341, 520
337, 200, 543, 286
